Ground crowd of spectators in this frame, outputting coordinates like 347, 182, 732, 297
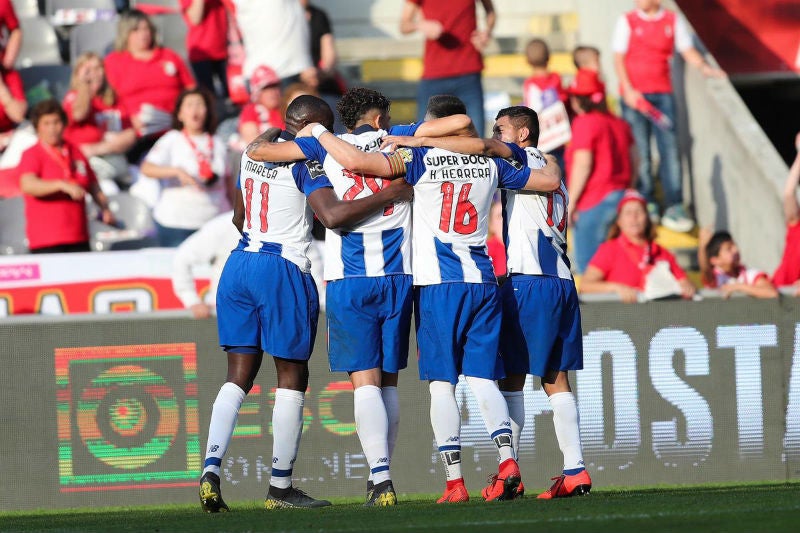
0, 0, 798, 306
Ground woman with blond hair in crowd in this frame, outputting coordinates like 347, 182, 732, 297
63, 52, 137, 193
104, 9, 195, 162
579, 189, 695, 303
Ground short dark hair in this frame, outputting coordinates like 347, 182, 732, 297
336, 87, 390, 130
495, 106, 540, 146
30, 99, 67, 129
425, 94, 466, 119
705, 230, 733, 259
287, 94, 335, 131
171, 88, 217, 133
525, 38, 550, 67
572, 45, 600, 69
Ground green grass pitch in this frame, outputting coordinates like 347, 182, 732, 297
2, 482, 799, 533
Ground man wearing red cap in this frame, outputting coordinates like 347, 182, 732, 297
612, 0, 724, 233
565, 69, 637, 273
238, 65, 285, 147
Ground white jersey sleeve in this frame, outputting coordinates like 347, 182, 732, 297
501, 146, 573, 279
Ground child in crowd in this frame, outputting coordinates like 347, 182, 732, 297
699, 229, 778, 299
522, 38, 568, 169
572, 45, 601, 73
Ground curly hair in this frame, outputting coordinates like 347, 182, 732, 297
336, 87, 390, 130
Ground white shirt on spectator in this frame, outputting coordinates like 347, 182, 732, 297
230, 0, 313, 79
143, 129, 229, 229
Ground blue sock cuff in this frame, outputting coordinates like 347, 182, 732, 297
563, 467, 585, 476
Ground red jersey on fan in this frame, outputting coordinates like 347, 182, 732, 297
409, 0, 483, 79
62, 90, 129, 146
0, 0, 20, 66
773, 222, 800, 287
522, 72, 567, 109
17, 141, 98, 250
104, 47, 195, 119
588, 234, 687, 290
0, 69, 23, 132
239, 102, 284, 132
180, 0, 228, 62
566, 110, 634, 211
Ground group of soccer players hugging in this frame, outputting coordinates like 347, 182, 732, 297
197, 86, 592, 511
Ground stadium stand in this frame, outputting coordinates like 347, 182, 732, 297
68, 17, 117, 63
11, 0, 40, 17
0, 196, 28, 255
149, 12, 187, 60
14, 16, 61, 68
17, 63, 72, 103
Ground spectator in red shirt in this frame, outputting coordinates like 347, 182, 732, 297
773, 132, 800, 294
565, 68, 637, 273
612, 0, 723, 233
63, 52, 137, 192
181, 0, 229, 101
104, 9, 196, 162
580, 189, 695, 302
18, 100, 116, 254
0, 0, 26, 152
237, 65, 285, 147
400, 0, 495, 136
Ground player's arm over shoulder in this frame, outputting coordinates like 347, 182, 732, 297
245, 128, 305, 162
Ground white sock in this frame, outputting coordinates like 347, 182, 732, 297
465, 376, 514, 463
270, 388, 305, 489
203, 382, 246, 476
429, 381, 462, 482
354, 385, 391, 484
502, 390, 525, 460
382, 386, 400, 461
549, 391, 585, 472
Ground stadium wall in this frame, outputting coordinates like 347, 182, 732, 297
2, 299, 799, 511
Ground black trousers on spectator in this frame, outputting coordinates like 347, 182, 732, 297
30, 242, 91, 254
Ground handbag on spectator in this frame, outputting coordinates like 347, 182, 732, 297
643, 260, 683, 301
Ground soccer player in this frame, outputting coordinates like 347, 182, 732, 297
292, 109, 562, 503
383, 106, 590, 499
492, 106, 590, 499
245, 87, 472, 506
199, 95, 412, 512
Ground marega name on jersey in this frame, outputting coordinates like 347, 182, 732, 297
242, 158, 291, 179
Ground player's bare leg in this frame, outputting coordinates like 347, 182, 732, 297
265, 357, 331, 509
200, 351, 264, 512
538, 370, 591, 499
350, 368, 397, 506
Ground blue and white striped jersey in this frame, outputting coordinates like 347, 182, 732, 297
502, 146, 572, 279
235, 132, 333, 273
396, 145, 531, 285
295, 124, 417, 281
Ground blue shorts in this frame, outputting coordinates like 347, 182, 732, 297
415, 283, 504, 384
326, 275, 412, 373
216, 251, 319, 360
499, 275, 583, 377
